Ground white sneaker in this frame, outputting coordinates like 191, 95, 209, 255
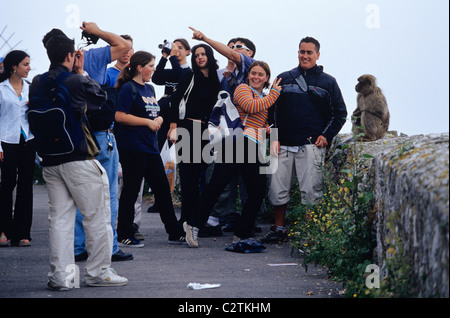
86, 268, 128, 287
183, 222, 199, 248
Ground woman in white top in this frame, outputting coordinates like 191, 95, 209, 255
0, 50, 36, 247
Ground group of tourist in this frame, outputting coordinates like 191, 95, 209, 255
0, 22, 347, 291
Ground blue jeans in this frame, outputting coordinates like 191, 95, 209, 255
74, 131, 119, 255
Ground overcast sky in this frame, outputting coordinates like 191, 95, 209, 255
1, 0, 449, 135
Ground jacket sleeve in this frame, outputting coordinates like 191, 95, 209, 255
152, 57, 169, 85
322, 78, 347, 142
168, 70, 194, 124
153, 56, 183, 87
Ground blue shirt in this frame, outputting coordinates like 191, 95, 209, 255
84, 46, 111, 85
116, 81, 160, 154
220, 53, 254, 100
105, 67, 120, 87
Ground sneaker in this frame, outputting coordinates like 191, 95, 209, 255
11, 239, 31, 247
119, 237, 144, 248
183, 222, 199, 248
112, 249, 133, 261
86, 268, 128, 287
198, 224, 223, 237
168, 236, 187, 245
258, 229, 287, 244
18, 239, 31, 247
0, 232, 9, 247
47, 281, 70, 292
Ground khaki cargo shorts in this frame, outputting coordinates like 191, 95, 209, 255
268, 144, 326, 206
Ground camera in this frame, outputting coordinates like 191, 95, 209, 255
158, 40, 172, 55
81, 23, 100, 46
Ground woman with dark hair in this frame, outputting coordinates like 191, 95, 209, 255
0, 50, 36, 247
114, 51, 185, 247
183, 61, 282, 248
169, 44, 220, 225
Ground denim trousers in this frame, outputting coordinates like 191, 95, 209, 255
74, 131, 119, 255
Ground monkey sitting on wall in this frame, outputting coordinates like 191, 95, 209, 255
352, 74, 390, 141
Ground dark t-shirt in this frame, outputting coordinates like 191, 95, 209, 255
116, 80, 160, 154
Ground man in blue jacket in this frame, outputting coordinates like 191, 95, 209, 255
261, 36, 347, 243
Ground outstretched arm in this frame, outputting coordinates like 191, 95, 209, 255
81, 22, 131, 62
189, 27, 242, 67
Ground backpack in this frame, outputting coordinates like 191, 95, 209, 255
27, 71, 85, 157
208, 90, 248, 146
86, 83, 118, 131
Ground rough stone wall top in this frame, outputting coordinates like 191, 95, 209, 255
330, 132, 449, 297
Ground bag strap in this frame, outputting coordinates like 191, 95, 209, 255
289, 70, 308, 93
128, 80, 139, 103
183, 74, 194, 103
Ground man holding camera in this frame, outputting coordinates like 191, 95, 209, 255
79, 22, 132, 85
42, 23, 133, 262
74, 22, 134, 262
31, 35, 128, 290
153, 39, 191, 149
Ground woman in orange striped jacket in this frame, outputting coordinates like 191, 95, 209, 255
183, 61, 282, 248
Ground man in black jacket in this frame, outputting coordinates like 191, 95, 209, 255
261, 36, 347, 243
29, 35, 128, 290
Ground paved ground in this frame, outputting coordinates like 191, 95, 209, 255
0, 185, 343, 301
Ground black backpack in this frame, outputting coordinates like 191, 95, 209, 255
27, 71, 85, 157
88, 81, 145, 132
86, 83, 118, 131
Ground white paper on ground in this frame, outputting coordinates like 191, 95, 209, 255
187, 283, 221, 290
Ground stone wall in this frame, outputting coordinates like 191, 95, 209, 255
331, 132, 449, 297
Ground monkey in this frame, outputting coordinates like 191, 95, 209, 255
352, 74, 390, 141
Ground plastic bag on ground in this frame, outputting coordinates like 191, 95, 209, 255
224, 239, 266, 253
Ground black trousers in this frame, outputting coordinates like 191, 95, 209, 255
178, 161, 207, 224
0, 137, 36, 243
117, 150, 184, 240
188, 137, 267, 239
177, 120, 209, 224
